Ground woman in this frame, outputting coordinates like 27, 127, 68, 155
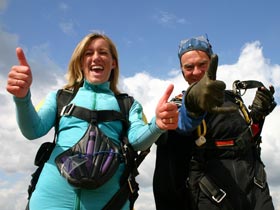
6, 33, 178, 210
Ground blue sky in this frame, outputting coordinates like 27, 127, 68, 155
2, 0, 280, 77
0, 0, 280, 209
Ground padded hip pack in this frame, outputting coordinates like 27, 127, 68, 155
55, 123, 122, 189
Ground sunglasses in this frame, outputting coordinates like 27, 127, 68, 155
178, 36, 213, 58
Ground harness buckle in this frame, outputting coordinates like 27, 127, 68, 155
60, 103, 75, 116
127, 175, 136, 194
212, 189, 226, 203
248, 125, 254, 138
254, 177, 265, 189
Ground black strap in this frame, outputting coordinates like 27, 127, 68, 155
102, 94, 139, 210
102, 181, 137, 210
199, 175, 234, 210
233, 80, 264, 96
199, 175, 227, 204
103, 148, 145, 210
102, 94, 150, 210
254, 160, 266, 189
60, 103, 126, 124
233, 80, 264, 90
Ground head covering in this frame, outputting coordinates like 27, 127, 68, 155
178, 35, 213, 59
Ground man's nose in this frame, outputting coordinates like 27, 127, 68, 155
193, 66, 202, 75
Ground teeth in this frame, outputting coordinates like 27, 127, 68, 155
91, 65, 103, 70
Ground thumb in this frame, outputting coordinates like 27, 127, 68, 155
159, 84, 174, 105
16, 47, 29, 67
206, 54, 218, 80
269, 85, 275, 95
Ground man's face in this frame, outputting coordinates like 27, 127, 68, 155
180, 50, 210, 85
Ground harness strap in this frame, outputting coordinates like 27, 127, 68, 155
254, 160, 266, 189
233, 80, 264, 96
199, 175, 234, 210
102, 94, 146, 210
102, 178, 138, 210
60, 103, 127, 124
234, 127, 251, 149
199, 175, 227, 204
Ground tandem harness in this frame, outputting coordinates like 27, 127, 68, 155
26, 87, 150, 210
192, 80, 267, 207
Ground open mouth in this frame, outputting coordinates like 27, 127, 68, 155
90, 65, 104, 72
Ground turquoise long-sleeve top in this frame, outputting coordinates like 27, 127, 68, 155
14, 80, 164, 210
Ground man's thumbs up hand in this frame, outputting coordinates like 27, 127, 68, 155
185, 54, 237, 117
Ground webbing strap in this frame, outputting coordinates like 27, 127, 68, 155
199, 175, 234, 210
233, 80, 264, 90
60, 103, 126, 124
199, 175, 227, 204
102, 178, 139, 210
233, 80, 264, 96
254, 160, 266, 189
102, 182, 129, 210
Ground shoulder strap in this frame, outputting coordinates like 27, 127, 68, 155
56, 81, 84, 120
52, 88, 78, 144
103, 94, 152, 210
55, 88, 77, 132
115, 93, 134, 134
56, 88, 76, 119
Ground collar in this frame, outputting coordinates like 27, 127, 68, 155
83, 79, 111, 93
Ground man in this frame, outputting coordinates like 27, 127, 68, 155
178, 35, 276, 210
176, 36, 276, 210
153, 36, 216, 210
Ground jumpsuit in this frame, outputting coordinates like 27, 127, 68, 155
178, 90, 274, 210
14, 80, 164, 210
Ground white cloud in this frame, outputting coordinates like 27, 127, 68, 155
59, 2, 69, 12
153, 10, 187, 27
59, 20, 76, 36
1, 31, 279, 210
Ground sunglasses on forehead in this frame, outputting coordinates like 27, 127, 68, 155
178, 36, 213, 58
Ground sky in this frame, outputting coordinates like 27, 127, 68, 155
0, 0, 280, 209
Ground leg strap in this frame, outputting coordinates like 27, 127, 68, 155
102, 176, 139, 210
199, 175, 227, 204
199, 175, 236, 210
254, 160, 267, 189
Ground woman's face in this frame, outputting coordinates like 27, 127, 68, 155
82, 38, 116, 84
180, 50, 210, 85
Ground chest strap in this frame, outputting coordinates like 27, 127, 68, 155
60, 103, 127, 125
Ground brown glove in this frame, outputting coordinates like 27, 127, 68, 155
185, 54, 237, 117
